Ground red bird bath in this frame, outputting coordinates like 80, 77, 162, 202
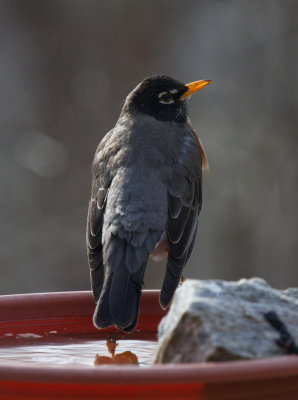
0, 290, 298, 400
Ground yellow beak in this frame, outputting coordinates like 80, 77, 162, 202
180, 80, 212, 100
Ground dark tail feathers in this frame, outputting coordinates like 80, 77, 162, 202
93, 262, 146, 332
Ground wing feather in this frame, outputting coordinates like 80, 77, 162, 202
160, 129, 203, 309
87, 177, 110, 302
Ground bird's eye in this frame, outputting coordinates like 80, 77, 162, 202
158, 92, 174, 104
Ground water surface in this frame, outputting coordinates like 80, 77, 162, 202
0, 333, 158, 368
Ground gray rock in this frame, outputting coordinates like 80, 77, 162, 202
154, 278, 298, 363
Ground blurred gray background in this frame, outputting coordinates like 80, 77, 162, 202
0, 0, 297, 295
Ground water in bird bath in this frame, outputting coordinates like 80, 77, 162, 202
0, 333, 158, 368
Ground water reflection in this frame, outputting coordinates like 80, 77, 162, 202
94, 338, 139, 366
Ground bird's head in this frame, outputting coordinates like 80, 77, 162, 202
121, 75, 211, 124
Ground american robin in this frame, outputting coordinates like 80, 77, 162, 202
87, 75, 211, 332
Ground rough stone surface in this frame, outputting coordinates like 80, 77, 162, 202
154, 278, 298, 364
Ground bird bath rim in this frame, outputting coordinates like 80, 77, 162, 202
0, 290, 298, 400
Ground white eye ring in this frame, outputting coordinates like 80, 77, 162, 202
158, 91, 175, 105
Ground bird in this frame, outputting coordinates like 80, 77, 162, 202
87, 75, 211, 332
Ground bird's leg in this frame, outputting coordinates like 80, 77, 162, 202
106, 337, 118, 358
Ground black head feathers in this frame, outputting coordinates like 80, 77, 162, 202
122, 75, 189, 123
